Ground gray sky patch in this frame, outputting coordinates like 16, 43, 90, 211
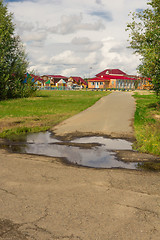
90, 10, 113, 21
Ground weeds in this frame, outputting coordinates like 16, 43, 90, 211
133, 92, 160, 155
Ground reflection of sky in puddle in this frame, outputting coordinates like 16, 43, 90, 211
15, 131, 137, 169
71, 136, 132, 150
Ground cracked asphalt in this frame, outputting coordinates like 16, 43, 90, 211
0, 149, 160, 240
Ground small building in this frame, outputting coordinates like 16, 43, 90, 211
56, 79, 67, 87
24, 73, 45, 88
68, 77, 87, 88
34, 76, 45, 88
41, 75, 68, 86
45, 79, 55, 88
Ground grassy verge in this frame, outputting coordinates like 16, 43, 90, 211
0, 90, 109, 139
133, 92, 160, 156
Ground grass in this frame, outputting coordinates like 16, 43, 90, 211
0, 90, 109, 139
133, 92, 160, 156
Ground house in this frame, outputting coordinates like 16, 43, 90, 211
34, 76, 45, 88
41, 75, 68, 87
45, 79, 55, 88
24, 73, 45, 88
24, 73, 35, 83
56, 79, 67, 88
68, 77, 87, 88
88, 69, 138, 90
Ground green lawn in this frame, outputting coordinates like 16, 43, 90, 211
133, 92, 160, 155
0, 90, 109, 138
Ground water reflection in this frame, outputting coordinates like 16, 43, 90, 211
3, 131, 138, 169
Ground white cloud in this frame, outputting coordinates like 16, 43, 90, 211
22, 32, 47, 43
7, 0, 147, 76
48, 14, 105, 35
61, 67, 77, 76
99, 38, 140, 74
72, 37, 91, 45
50, 50, 83, 65
84, 52, 98, 65
72, 37, 103, 52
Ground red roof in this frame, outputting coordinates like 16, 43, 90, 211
70, 76, 87, 85
43, 75, 68, 79
88, 75, 137, 82
36, 76, 44, 82
88, 77, 110, 82
96, 69, 127, 77
30, 74, 45, 82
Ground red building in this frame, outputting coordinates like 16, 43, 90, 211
88, 69, 138, 90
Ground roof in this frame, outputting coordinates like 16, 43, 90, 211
33, 76, 44, 82
45, 79, 54, 84
57, 79, 66, 84
88, 75, 137, 82
36, 77, 44, 82
96, 69, 127, 77
69, 76, 87, 85
42, 75, 68, 79
88, 77, 110, 82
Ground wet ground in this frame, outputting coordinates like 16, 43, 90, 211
1, 131, 159, 170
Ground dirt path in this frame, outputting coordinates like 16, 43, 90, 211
53, 92, 136, 139
0, 92, 160, 240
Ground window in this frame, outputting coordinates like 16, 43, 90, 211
91, 82, 94, 86
100, 82, 103, 85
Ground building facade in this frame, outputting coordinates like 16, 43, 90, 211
88, 69, 149, 90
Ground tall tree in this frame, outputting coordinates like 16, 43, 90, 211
126, 0, 160, 96
0, 0, 34, 100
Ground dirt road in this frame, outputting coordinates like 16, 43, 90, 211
0, 92, 160, 240
53, 92, 136, 139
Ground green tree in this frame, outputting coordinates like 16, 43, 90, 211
0, 0, 35, 99
126, 0, 160, 96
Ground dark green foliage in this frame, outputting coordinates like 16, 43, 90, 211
0, 0, 35, 99
126, 0, 160, 96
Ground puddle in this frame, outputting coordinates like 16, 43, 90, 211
1, 131, 140, 169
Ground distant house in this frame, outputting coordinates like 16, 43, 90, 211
34, 76, 45, 88
24, 73, 45, 88
45, 79, 55, 88
24, 73, 35, 83
56, 79, 67, 87
68, 76, 87, 88
88, 69, 141, 90
41, 75, 68, 86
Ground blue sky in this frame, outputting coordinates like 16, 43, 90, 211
6, 0, 148, 77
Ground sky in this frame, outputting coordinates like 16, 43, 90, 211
6, 0, 148, 78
